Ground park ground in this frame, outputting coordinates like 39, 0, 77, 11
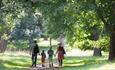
0, 40, 115, 70
1, 49, 115, 70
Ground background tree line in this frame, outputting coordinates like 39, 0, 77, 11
0, 0, 115, 60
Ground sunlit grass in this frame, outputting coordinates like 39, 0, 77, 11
0, 52, 31, 70
60, 55, 115, 70
1, 46, 115, 70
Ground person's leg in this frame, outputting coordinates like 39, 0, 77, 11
31, 54, 34, 66
58, 59, 61, 67
49, 57, 52, 67
49, 60, 51, 68
34, 54, 37, 67
60, 59, 63, 67
51, 59, 53, 67
42, 58, 45, 67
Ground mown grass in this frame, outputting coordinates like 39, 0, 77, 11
0, 52, 31, 70
3, 39, 115, 70
1, 51, 115, 70
60, 55, 115, 70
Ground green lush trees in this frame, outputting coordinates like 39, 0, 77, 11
10, 13, 42, 41
64, 0, 115, 60
0, 0, 114, 60
31, 0, 113, 59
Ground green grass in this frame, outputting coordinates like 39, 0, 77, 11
1, 51, 115, 70
60, 56, 115, 70
3, 39, 115, 70
0, 52, 31, 70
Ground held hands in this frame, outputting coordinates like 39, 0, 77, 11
38, 53, 40, 55
54, 53, 56, 56
29, 52, 32, 55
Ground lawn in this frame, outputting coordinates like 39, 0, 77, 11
0, 51, 31, 70
61, 56, 115, 70
1, 51, 115, 70
2, 39, 115, 70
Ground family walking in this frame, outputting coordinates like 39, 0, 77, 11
30, 40, 66, 68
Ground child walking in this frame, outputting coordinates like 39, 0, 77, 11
41, 50, 46, 67
47, 47, 54, 68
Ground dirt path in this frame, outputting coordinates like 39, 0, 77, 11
29, 49, 93, 70
29, 63, 60, 70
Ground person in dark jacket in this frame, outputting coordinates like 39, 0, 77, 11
30, 40, 40, 67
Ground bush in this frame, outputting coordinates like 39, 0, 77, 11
8, 40, 29, 50
73, 36, 109, 51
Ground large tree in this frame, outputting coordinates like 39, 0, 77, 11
66, 0, 115, 60
33, 0, 114, 60
1, 0, 114, 60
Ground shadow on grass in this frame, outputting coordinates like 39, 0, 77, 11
0, 56, 31, 70
60, 56, 114, 70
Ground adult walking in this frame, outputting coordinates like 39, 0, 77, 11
56, 43, 66, 67
30, 40, 40, 67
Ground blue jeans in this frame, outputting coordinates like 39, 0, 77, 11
32, 53, 37, 66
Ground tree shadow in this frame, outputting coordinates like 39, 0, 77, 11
0, 57, 31, 70
61, 56, 114, 70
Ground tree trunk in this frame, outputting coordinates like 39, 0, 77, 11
93, 48, 102, 56
109, 33, 115, 60
0, 39, 7, 53
49, 38, 52, 46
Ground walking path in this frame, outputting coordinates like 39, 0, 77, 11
29, 63, 59, 70
29, 49, 93, 70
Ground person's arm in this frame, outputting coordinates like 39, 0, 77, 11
45, 53, 46, 58
63, 47, 66, 54
38, 47, 40, 55
55, 47, 59, 56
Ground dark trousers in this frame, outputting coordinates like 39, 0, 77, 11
32, 53, 37, 66
58, 60, 63, 66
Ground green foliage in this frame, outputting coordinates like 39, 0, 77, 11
77, 40, 93, 51
8, 41, 29, 50
0, 14, 15, 40
97, 36, 109, 51
0, 0, 112, 52
0, 0, 26, 39
73, 36, 109, 51
10, 13, 42, 41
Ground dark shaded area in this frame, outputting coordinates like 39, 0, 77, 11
109, 33, 115, 60
93, 48, 102, 56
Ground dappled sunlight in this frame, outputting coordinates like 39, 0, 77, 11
0, 53, 31, 70
66, 49, 93, 57
60, 55, 113, 70
64, 62, 85, 67
0, 49, 112, 70
89, 63, 115, 70
3, 63, 29, 69
4, 51, 30, 57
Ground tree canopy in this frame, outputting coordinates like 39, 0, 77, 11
0, 0, 115, 60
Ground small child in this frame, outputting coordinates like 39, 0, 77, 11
41, 50, 46, 67
47, 47, 54, 68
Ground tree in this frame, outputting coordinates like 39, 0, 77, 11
31, 0, 113, 59
64, 0, 115, 60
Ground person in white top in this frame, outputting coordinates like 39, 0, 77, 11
58, 34, 66, 47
